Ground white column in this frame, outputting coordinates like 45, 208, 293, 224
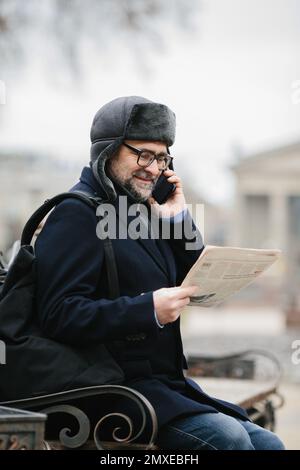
269, 193, 287, 251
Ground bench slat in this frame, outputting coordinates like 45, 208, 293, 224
190, 377, 277, 409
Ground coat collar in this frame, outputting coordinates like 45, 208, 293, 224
79, 166, 107, 199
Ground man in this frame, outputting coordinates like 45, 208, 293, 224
35, 96, 284, 450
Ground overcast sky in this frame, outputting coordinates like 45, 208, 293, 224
0, 0, 300, 204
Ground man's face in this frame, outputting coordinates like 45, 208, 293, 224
107, 140, 167, 202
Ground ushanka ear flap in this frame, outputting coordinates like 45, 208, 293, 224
91, 137, 124, 202
166, 147, 175, 171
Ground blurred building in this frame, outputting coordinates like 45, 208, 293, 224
184, 184, 228, 246
1, 151, 224, 253
0, 150, 83, 252
230, 140, 300, 322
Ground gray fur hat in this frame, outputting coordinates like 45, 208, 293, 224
90, 96, 176, 201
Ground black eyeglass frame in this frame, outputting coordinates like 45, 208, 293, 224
123, 142, 173, 170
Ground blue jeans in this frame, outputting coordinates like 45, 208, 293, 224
157, 412, 285, 450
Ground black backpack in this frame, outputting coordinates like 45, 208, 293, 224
0, 191, 124, 401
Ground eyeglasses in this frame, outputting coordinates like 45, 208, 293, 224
123, 142, 173, 171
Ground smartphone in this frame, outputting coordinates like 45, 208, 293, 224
152, 171, 176, 204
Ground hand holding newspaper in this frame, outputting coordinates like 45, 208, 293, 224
181, 245, 281, 308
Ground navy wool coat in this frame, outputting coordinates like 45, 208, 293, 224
35, 166, 248, 436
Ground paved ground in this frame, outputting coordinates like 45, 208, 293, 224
276, 382, 300, 450
181, 306, 300, 449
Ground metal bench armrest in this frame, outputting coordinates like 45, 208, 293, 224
1, 385, 158, 450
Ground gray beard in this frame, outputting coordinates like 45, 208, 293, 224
122, 178, 150, 202
110, 173, 153, 203
106, 164, 158, 203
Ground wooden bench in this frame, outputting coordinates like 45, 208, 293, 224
196, 377, 277, 410
0, 379, 283, 450
191, 377, 284, 431
185, 348, 284, 431
0, 352, 284, 450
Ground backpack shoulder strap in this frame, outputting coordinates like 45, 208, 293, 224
20, 191, 120, 300
20, 191, 101, 246
73, 191, 120, 300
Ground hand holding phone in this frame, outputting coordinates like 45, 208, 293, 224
151, 172, 176, 205
149, 168, 187, 218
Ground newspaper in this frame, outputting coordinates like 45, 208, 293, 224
181, 245, 281, 308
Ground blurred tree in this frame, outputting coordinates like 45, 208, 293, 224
0, 0, 201, 79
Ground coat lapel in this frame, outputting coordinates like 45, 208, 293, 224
155, 238, 177, 286
78, 167, 171, 280
114, 200, 170, 279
